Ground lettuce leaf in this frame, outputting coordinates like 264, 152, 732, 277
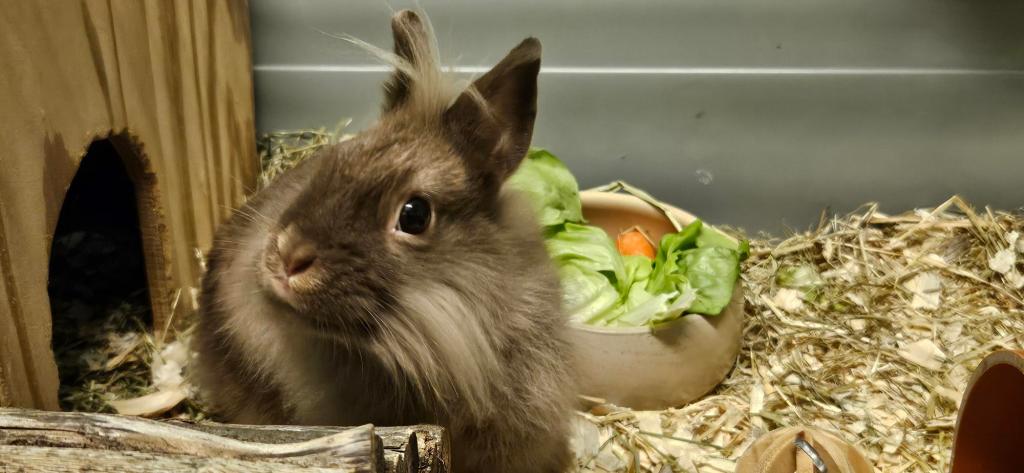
619, 254, 654, 293
696, 225, 750, 260
597, 279, 699, 327
546, 223, 625, 286
646, 220, 702, 295
558, 263, 620, 324
506, 148, 584, 227
604, 284, 673, 327
679, 247, 740, 315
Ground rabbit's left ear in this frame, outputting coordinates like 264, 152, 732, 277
443, 38, 542, 182
383, 10, 431, 111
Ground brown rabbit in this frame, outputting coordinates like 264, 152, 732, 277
192, 10, 575, 473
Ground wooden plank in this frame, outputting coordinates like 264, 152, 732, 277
105, 1, 175, 334
0, 446, 349, 473
0, 0, 110, 412
0, 409, 378, 471
0, 408, 452, 472
0, 204, 30, 408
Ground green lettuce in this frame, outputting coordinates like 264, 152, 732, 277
506, 149, 584, 227
697, 225, 751, 261
558, 263, 619, 324
646, 220, 702, 296
679, 247, 740, 315
507, 148, 744, 327
546, 223, 625, 285
644, 221, 741, 316
620, 255, 654, 292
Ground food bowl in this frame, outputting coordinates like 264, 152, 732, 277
569, 190, 745, 410
950, 350, 1024, 473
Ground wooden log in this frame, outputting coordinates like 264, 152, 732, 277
408, 425, 451, 473
0, 408, 450, 472
0, 445, 347, 473
0, 408, 378, 472
168, 420, 450, 473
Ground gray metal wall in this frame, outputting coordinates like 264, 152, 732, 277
251, 0, 1024, 234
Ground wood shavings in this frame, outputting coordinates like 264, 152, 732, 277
898, 339, 947, 371
772, 288, 805, 312
573, 196, 1024, 473
902, 272, 943, 310
107, 387, 189, 417
988, 248, 1016, 274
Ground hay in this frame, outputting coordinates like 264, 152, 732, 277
57, 297, 207, 420
55, 299, 154, 413
57, 127, 1024, 472
256, 121, 354, 188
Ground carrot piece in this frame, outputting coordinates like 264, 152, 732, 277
617, 227, 656, 259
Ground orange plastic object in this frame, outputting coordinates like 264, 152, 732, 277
950, 350, 1024, 473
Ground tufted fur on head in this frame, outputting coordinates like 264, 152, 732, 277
193, 9, 574, 473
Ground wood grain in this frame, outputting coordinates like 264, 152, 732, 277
0, 446, 352, 473
0, 408, 378, 472
0, 0, 257, 409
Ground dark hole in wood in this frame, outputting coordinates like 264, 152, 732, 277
48, 138, 153, 412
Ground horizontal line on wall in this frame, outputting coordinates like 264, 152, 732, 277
254, 64, 1024, 75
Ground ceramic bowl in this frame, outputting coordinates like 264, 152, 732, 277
568, 191, 745, 410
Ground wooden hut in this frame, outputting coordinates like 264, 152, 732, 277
0, 1, 257, 410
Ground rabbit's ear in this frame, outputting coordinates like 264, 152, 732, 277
444, 38, 541, 182
383, 10, 431, 111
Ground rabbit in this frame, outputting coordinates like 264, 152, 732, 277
192, 9, 575, 473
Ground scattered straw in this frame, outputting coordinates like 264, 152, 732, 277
256, 121, 355, 188
57, 302, 206, 420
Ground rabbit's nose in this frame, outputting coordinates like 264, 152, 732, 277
284, 249, 317, 277
277, 225, 317, 278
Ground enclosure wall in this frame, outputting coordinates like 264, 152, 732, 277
251, 0, 1024, 233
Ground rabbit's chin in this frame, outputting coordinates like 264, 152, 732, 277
257, 253, 300, 309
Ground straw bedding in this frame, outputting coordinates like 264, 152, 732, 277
58, 129, 1023, 472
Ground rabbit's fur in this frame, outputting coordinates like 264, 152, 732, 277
193, 10, 574, 472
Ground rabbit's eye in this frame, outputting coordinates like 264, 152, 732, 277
397, 197, 431, 235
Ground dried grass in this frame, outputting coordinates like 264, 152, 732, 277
59, 127, 1024, 472
59, 298, 207, 420
256, 122, 354, 188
